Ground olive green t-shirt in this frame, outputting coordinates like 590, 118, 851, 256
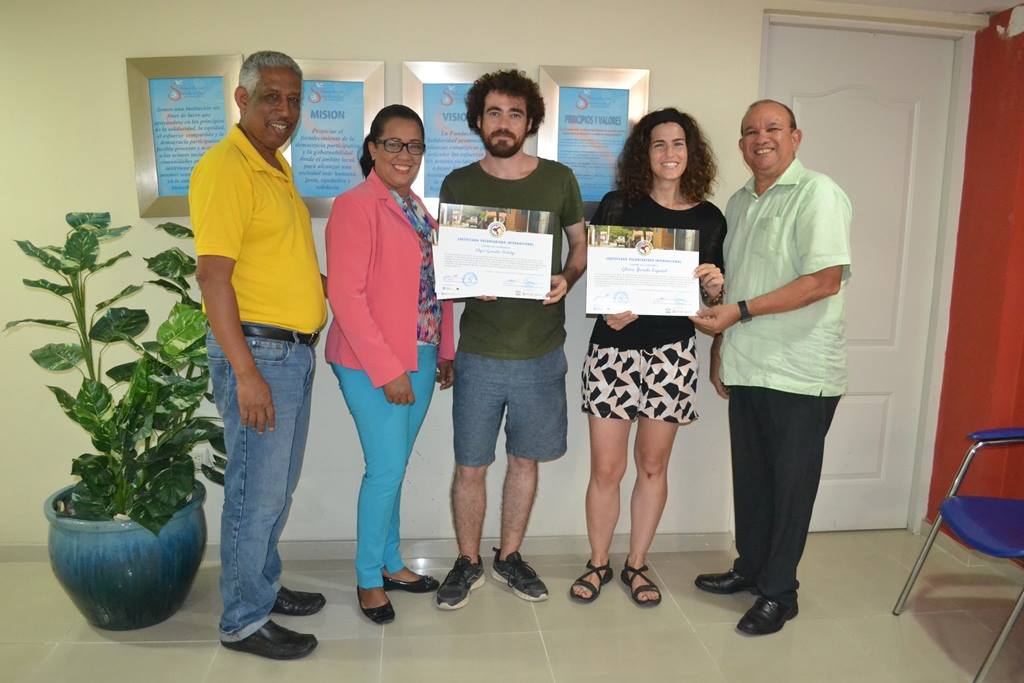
438, 159, 584, 359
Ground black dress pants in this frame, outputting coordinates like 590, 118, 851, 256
728, 386, 840, 607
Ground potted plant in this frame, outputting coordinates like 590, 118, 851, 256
8, 212, 223, 630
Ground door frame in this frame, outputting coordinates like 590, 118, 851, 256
759, 12, 977, 533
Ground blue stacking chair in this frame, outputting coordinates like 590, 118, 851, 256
893, 427, 1024, 683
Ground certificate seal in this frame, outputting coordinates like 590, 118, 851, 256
487, 221, 507, 237
635, 239, 653, 256
462, 272, 479, 286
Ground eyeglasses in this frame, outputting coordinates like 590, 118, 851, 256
376, 138, 426, 155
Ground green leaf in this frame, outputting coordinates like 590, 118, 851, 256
30, 343, 83, 371
22, 278, 72, 297
72, 379, 114, 446
61, 230, 99, 273
92, 250, 131, 272
89, 307, 149, 343
15, 240, 63, 271
201, 464, 225, 486
47, 385, 76, 416
113, 355, 159, 452
156, 305, 207, 358
155, 375, 208, 413
209, 433, 226, 454
148, 278, 187, 297
145, 248, 196, 279
66, 212, 111, 230
5, 318, 73, 331
155, 222, 193, 239
92, 226, 131, 241
105, 361, 138, 383
94, 284, 143, 313
69, 455, 119, 520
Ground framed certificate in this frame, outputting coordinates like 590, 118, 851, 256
434, 203, 554, 300
284, 59, 384, 217
402, 61, 515, 209
586, 225, 699, 316
537, 66, 650, 210
126, 55, 242, 218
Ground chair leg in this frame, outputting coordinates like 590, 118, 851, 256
973, 584, 1024, 683
893, 513, 944, 616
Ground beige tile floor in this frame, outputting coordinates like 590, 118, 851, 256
2, 530, 1023, 683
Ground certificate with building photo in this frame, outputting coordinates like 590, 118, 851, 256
586, 225, 700, 316
433, 203, 554, 300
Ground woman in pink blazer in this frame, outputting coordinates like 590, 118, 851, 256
325, 105, 455, 625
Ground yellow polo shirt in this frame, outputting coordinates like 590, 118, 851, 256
189, 125, 326, 334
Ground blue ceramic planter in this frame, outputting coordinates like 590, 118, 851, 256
44, 482, 207, 630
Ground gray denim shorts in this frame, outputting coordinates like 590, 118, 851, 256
452, 347, 568, 467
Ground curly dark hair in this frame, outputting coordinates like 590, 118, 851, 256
465, 69, 545, 137
617, 108, 717, 206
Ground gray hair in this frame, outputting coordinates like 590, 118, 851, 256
743, 99, 797, 131
238, 51, 302, 95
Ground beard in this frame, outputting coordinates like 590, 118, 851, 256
482, 129, 525, 158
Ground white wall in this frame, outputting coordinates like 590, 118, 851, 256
0, 0, 985, 549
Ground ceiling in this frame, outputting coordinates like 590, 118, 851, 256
818, 0, 1018, 13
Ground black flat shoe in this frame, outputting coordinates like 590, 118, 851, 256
382, 573, 440, 593
220, 619, 318, 660
271, 586, 326, 616
694, 569, 758, 595
737, 597, 798, 635
357, 587, 395, 624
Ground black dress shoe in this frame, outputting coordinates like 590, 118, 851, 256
271, 586, 326, 616
220, 620, 318, 659
694, 569, 758, 595
737, 597, 799, 635
357, 588, 395, 624
382, 573, 440, 593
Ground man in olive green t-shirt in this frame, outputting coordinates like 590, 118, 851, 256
691, 100, 852, 636
434, 70, 586, 611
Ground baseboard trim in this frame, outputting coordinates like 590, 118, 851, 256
0, 532, 732, 564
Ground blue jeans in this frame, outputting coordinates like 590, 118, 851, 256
331, 344, 437, 589
207, 331, 315, 640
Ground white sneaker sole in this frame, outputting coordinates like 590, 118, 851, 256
434, 572, 486, 611
489, 567, 549, 602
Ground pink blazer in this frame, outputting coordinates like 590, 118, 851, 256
324, 170, 455, 388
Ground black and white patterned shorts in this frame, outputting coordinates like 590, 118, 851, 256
581, 337, 699, 424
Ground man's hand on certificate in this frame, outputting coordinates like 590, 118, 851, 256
604, 311, 638, 330
690, 303, 741, 335
543, 274, 568, 305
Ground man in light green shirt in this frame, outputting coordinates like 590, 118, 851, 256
691, 100, 852, 636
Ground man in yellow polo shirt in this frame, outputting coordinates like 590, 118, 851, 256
191, 51, 327, 660
691, 100, 852, 636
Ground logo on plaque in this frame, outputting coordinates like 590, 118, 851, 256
487, 221, 507, 237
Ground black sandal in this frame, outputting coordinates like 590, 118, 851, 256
621, 562, 662, 607
569, 560, 613, 603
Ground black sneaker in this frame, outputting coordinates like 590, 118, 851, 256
491, 547, 548, 602
435, 555, 485, 610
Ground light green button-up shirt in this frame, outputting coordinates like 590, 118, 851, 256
720, 158, 853, 397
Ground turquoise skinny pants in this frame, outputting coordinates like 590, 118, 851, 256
331, 344, 437, 588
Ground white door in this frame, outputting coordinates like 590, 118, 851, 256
762, 21, 957, 530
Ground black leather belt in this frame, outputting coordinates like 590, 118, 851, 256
241, 323, 320, 346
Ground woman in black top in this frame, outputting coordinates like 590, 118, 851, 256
571, 108, 725, 606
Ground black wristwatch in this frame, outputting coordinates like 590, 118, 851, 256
737, 300, 753, 323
